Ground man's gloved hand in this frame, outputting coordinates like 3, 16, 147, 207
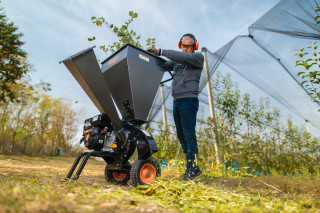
146, 47, 161, 56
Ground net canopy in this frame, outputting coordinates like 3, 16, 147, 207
147, 0, 320, 136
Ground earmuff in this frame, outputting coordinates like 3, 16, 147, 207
178, 33, 199, 51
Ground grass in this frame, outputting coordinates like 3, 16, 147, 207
0, 155, 320, 212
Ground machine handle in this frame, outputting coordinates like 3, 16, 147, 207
156, 60, 173, 84
160, 70, 173, 84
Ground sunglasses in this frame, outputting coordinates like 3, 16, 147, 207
181, 44, 194, 50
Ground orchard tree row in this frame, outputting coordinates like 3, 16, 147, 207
153, 72, 320, 175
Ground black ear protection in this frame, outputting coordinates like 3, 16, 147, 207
178, 33, 199, 50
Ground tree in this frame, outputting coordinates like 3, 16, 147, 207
88, 11, 156, 54
295, 6, 320, 110
295, 41, 320, 109
0, 3, 29, 102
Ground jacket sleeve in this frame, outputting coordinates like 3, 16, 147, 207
162, 50, 204, 69
165, 60, 176, 71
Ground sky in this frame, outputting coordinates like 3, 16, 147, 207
3, 0, 320, 137
2, 0, 279, 112
8, 0, 320, 137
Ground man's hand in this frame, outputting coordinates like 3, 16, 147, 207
147, 47, 161, 56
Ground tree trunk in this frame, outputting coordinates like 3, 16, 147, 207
0, 143, 3, 154
10, 131, 16, 154
208, 134, 210, 165
265, 133, 268, 170
23, 135, 27, 154
0, 136, 4, 154
233, 124, 239, 162
40, 138, 44, 155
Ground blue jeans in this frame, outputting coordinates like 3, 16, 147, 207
173, 98, 199, 170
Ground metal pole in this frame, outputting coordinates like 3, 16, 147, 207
305, 120, 310, 134
305, 120, 313, 160
160, 84, 168, 130
202, 47, 222, 165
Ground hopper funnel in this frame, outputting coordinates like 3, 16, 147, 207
60, 47, 122, 130
101, 44, 167, 122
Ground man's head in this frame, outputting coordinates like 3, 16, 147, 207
178, 34, 199, 53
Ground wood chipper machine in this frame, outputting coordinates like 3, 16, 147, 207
60, 44, 172, 186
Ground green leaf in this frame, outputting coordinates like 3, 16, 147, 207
96, 20, 102, 26
300, 80, 307, 85
121, 37, 127, 43
303, 61, 309, 69
91, 16, 96, 20
92, 182, 99, 187
110, 24, 114, 28
129, 11, 133, 16
309, 72, 316, 78
5, 200, 16, 206
136, 35, 141, 39
297, 72, 305, 76
132, 13, 138, 18
88, 36, 95, 41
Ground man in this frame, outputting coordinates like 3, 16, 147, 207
147, 33, 204, 180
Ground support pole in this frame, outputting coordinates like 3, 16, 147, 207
160, 84, 168, 130
305, 120, 313, 158
305, 119, 310, 135
202, 47, 222, 165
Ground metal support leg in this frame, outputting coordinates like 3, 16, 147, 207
65, 152, 88, 181
73, 151, 100, 180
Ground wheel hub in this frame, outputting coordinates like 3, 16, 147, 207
112, 172, 127, 181
140, 163, 156, 184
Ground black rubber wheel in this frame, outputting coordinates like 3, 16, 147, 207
130, 156, 161, 187
105, 162, 131, 185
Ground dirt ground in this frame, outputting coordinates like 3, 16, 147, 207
1, 155, 320, 212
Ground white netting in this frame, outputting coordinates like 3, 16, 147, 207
147, 0, 320, 135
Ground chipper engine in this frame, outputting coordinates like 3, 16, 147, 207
60, 44, 172, 186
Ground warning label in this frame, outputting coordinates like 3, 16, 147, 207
139, 54, 149, 62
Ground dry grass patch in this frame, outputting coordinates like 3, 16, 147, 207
1, 155, 320, 212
